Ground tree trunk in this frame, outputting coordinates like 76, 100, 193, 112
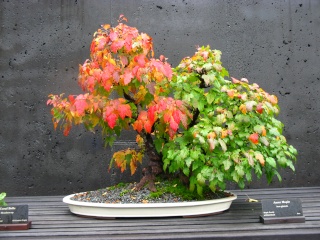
135, 133, 162, 192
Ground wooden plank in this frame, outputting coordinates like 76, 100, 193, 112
2, 227, 320, 240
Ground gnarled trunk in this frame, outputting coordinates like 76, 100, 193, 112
135, 133, 162, 192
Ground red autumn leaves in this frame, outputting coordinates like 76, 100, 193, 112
48, 88, 191, 139
248, 133, 259, 144
132, 97, 191, 138
48, 17, 179, 138
79, 20, 172, 95
103, 99, 132, 129
248, 125, 267, 145
78, 54, 172, 94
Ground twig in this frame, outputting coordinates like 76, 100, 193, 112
245, 194, 259, 202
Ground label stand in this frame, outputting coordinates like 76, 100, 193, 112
0, 221, 32, 230
0, 205, 30, 231
260, 198, 305, 224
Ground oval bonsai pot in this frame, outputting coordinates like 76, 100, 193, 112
63, 192, 237, 218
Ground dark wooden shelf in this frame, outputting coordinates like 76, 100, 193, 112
2, 187, 320, 239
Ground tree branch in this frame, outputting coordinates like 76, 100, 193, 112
188, 108, 200, 128
123, 91, 135, 103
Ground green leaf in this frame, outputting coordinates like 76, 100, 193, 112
287, 161, 295, 171
274, 170, 282, 182
269, 127, 280, 136
212, 63, 222, 71
202, 73, 214, 85
175, 155, 183, 168
216, 114, 225, 125
189, 176, 196, 192
176, 134, 193, 145
114, 126, 122, 136
266, 170, 275, 184
202, 63, 213, 71
0, 192, 7, 206
182, 93, 192, 102
237, 179, 245, 189
192, 160, 201, 171
231, 150, 240, 162
254, 164, 262, 177
190, 149, 201, 160
213, 127, 222, 135
183, 167, 190, 176
201, 166, 212, 178
225, 111, 233, 119
125, 153, 132, 162
216, 171, 224, 182
289, 145, 298, 156
196, 184, 203, 196
207, 93, 215, 104
142, 92, 154, 106
266, 157, 277, 168
169, 162, 178, 173
231, 171, 239, 182
213, 79, 221, 89
0, 192, 6, 201
163, 157, 170, 171
253, 125, 263, 133
185, 157, 194, 168
218, 138, 227, 152
246, 171, 252, 182
197, 173, 206, 185
235, 165, 245, 177
197, 99, 205, 112
218, 181, 226, 190
179, 147, 189, 159
104, 135, 116, 147
154, 138, 164, 153
277, 157, 287, 167
166, 149, 174, 159
183, 83, 191, 92
223, 159, 232, 170
192, 98, 199, 109
238, 132, 249, 138
209, 181, 217, 192
235, 139, 244, 147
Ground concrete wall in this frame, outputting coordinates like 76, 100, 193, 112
1, 0, 319, 196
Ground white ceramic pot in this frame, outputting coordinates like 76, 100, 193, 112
63, 192, 237, 218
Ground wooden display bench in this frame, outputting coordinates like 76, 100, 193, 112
1, 187, 320, 239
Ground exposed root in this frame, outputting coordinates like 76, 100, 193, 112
135, 162, 162, 192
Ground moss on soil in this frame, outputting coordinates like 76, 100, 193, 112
71, 177, 232, 204
108, 177, 228, 201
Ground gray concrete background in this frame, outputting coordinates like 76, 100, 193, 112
1, 0, 319, 196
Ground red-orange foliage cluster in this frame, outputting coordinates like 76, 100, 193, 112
47, 16, 192, 176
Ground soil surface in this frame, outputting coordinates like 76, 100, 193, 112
71, 180, 233, 204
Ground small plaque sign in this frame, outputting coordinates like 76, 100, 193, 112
0, 205, 31, 230
260, 198, 305, 224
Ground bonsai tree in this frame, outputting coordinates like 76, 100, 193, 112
47, 16, 297, 195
